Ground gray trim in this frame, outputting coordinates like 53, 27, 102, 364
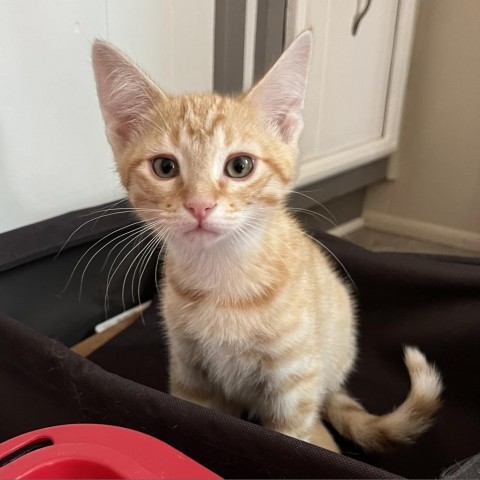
293, 189, 367, 232
289, 158, 389, 230
214, 0, 247, 94
254, 0, 286, 81
289, 158, 389, 208
214, 0, 287, 92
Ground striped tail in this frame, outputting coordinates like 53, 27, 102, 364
324, 347, 443, 452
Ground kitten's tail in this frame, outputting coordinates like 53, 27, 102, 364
323, 346, 443, 452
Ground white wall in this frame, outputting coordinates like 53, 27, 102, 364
0, 0, 214, 233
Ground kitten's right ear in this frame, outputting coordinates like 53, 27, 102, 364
246, 31, 312, 145
92, 40, 166, 152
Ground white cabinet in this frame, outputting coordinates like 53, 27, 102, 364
285, 0, 418, 186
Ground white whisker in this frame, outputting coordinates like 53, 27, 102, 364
77, 223, 154, 301
289, 190, 336, 222
83, 198, 128, 218
102, 224, 156, 315
136, 236, 166, 319
60, 221, 149, 297
103, 221, 163, 311
290, 206, 337, 228
132, 231, 164, 304
121, 227, 168, 310
56, 210, 148, 258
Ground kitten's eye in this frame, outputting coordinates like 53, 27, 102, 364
152, 156, 179, 178
224, 155, 254, 179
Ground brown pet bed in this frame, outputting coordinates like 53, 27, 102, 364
0, 200, 479, 478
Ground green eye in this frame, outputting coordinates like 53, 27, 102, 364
225, 155, 254, 179
152, 157, 179, 178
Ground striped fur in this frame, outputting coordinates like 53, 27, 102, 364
92, 32, 442, 453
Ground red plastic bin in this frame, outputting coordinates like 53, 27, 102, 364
0, 424, 221, 479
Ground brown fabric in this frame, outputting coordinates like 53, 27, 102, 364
0, 312, 398, 479
89, 232, 480, 478
0, 199, 157, 345
0, 199, 130, 273
0, 229, 479, 478
441, 452, 480, 479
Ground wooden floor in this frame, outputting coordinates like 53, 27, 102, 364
347, 227, 479, 257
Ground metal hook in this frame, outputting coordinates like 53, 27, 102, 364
352, 0, 372, 36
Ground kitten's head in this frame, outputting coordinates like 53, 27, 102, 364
92, 32, 312, 252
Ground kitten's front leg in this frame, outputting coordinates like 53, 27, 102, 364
169, 358, 240, 417
309, 420, 341, 453
260, 386, 340, 453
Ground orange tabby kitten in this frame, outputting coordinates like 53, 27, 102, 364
92, 32, 442, 453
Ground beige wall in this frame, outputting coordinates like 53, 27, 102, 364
363, 0, 480, 251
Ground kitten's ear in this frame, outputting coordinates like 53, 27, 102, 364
246, 30, 312, 145
92, 40, 166, 151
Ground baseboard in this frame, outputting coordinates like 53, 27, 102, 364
328, 217, 365, 238
363, 211, 480, 252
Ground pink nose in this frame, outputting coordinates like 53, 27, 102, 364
184, 198, 216, 221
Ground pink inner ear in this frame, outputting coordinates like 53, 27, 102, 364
277, 113, 304, 144
92, 40, 164, 149
246, 31, 312, 144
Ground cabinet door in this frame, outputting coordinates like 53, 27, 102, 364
286, 0, 417, 186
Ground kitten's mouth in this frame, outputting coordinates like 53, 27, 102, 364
185, 225, 218, 237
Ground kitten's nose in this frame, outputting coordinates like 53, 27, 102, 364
184, 198, 216, 221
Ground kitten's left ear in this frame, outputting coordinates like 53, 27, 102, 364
92, 40, 166, 152
246, 30, 312, 145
